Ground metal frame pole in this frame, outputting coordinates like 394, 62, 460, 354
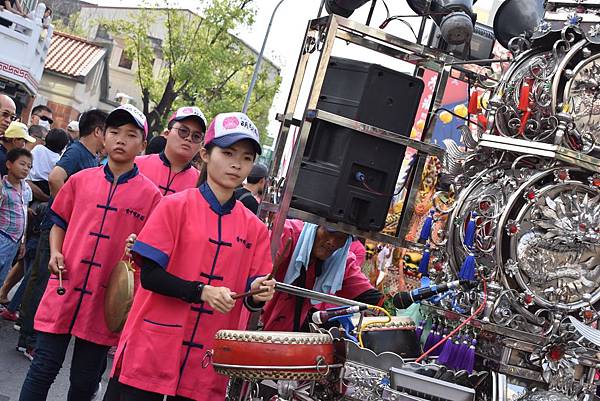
268, 16, 340, 259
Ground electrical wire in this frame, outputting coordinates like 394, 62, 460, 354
381, 0, 390, 19
415, 278, 488, 363
361, 180, 407, 197
357, 305, 393, 348
379, 17, 419, 40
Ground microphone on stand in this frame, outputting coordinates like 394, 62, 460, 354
311, 305, 369, 325
393, 280, 478, 309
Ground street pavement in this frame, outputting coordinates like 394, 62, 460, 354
0, 310, 111, 400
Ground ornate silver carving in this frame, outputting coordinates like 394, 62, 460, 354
343, 362, 387, 401
563, 54, 600, 150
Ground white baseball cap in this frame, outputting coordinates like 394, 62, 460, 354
204, 112, 261, 155
169, 106, 207, 132
105, 104, 148, 138
67, 120, 79, 131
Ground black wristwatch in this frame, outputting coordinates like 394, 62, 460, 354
195, 283, 205, 303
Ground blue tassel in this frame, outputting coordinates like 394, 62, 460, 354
437, 334, 455, 365
423, 323, 437, 351
454, 336, 471, 370
464, 338, 477, 374
419, 209, 435, 243
430, 327, 448, 356
464, 211, 477, 249
418, 245, 431, 276
446, 335, 463, 369
458, 253, 476, 281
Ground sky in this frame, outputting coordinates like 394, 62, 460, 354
239, 0, 497, 138
87, 0, 497, 138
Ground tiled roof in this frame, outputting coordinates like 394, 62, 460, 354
44, 31, 106, 79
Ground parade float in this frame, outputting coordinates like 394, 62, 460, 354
212, 1, 600, 400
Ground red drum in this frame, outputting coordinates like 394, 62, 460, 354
212, 330, 338, 380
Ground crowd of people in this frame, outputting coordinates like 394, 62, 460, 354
0, 93, 381, 401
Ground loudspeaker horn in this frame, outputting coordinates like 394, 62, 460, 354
493, 0, 545, 49
406, 0, 478, 19
406, 0, 477, 45
325, 0, 371, 17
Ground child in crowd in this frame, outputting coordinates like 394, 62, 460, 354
0, 148, 32, 286
18, 104, 162, 401
136, 106, 205, 195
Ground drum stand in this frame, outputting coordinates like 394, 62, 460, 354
225, 378, 325, 401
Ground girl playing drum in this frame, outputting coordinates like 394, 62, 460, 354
104, 112, 276, 401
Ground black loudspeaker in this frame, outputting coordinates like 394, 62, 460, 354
429, 22, 495, 61
291, 57, 424, 231
493, 0, 545, 49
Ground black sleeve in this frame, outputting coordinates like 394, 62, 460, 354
354, 289, 384, 306
240, 195, 259, 215
140, 257, 202, 303
243, 296, 265, 312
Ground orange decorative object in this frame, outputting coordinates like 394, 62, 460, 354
439, 111, 453, 124
453, 104, 468, 118
212, 330, 337, 381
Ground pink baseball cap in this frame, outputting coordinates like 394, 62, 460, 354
168, 106, 207, 132
106, 104, 148, 138
204, 112, 261, 155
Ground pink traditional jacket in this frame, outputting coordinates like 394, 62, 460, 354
262, 219, 375, 332
35, 165, 161, 346
136, 152, 199, 195
350, 239, 367, 266
113, 183, 272, 401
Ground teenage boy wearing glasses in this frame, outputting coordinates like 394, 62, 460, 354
29, 105, 53, 130
136, 106, 206, 196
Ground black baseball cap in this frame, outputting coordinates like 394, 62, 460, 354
248, 163, 268, 180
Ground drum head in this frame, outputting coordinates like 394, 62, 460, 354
104, 260, 134, 333
352, 315, 415, 329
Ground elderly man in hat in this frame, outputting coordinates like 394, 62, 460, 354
1, 121, 36, 176
262, 219, 383, 332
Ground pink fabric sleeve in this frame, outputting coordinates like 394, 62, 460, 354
350, 240, 366, 266
147, 189, 162, 217
133, 196, 182, 269
270, 219, 301, 282
249, 224, 274, 280
335, 257, 375, 300
50, 175, 77, 225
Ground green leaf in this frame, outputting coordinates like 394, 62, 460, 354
101, 0, 280, 139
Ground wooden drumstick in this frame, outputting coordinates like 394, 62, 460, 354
233, 238, 293, 300
232, 288, 268, 300
57, 268, 66, 296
